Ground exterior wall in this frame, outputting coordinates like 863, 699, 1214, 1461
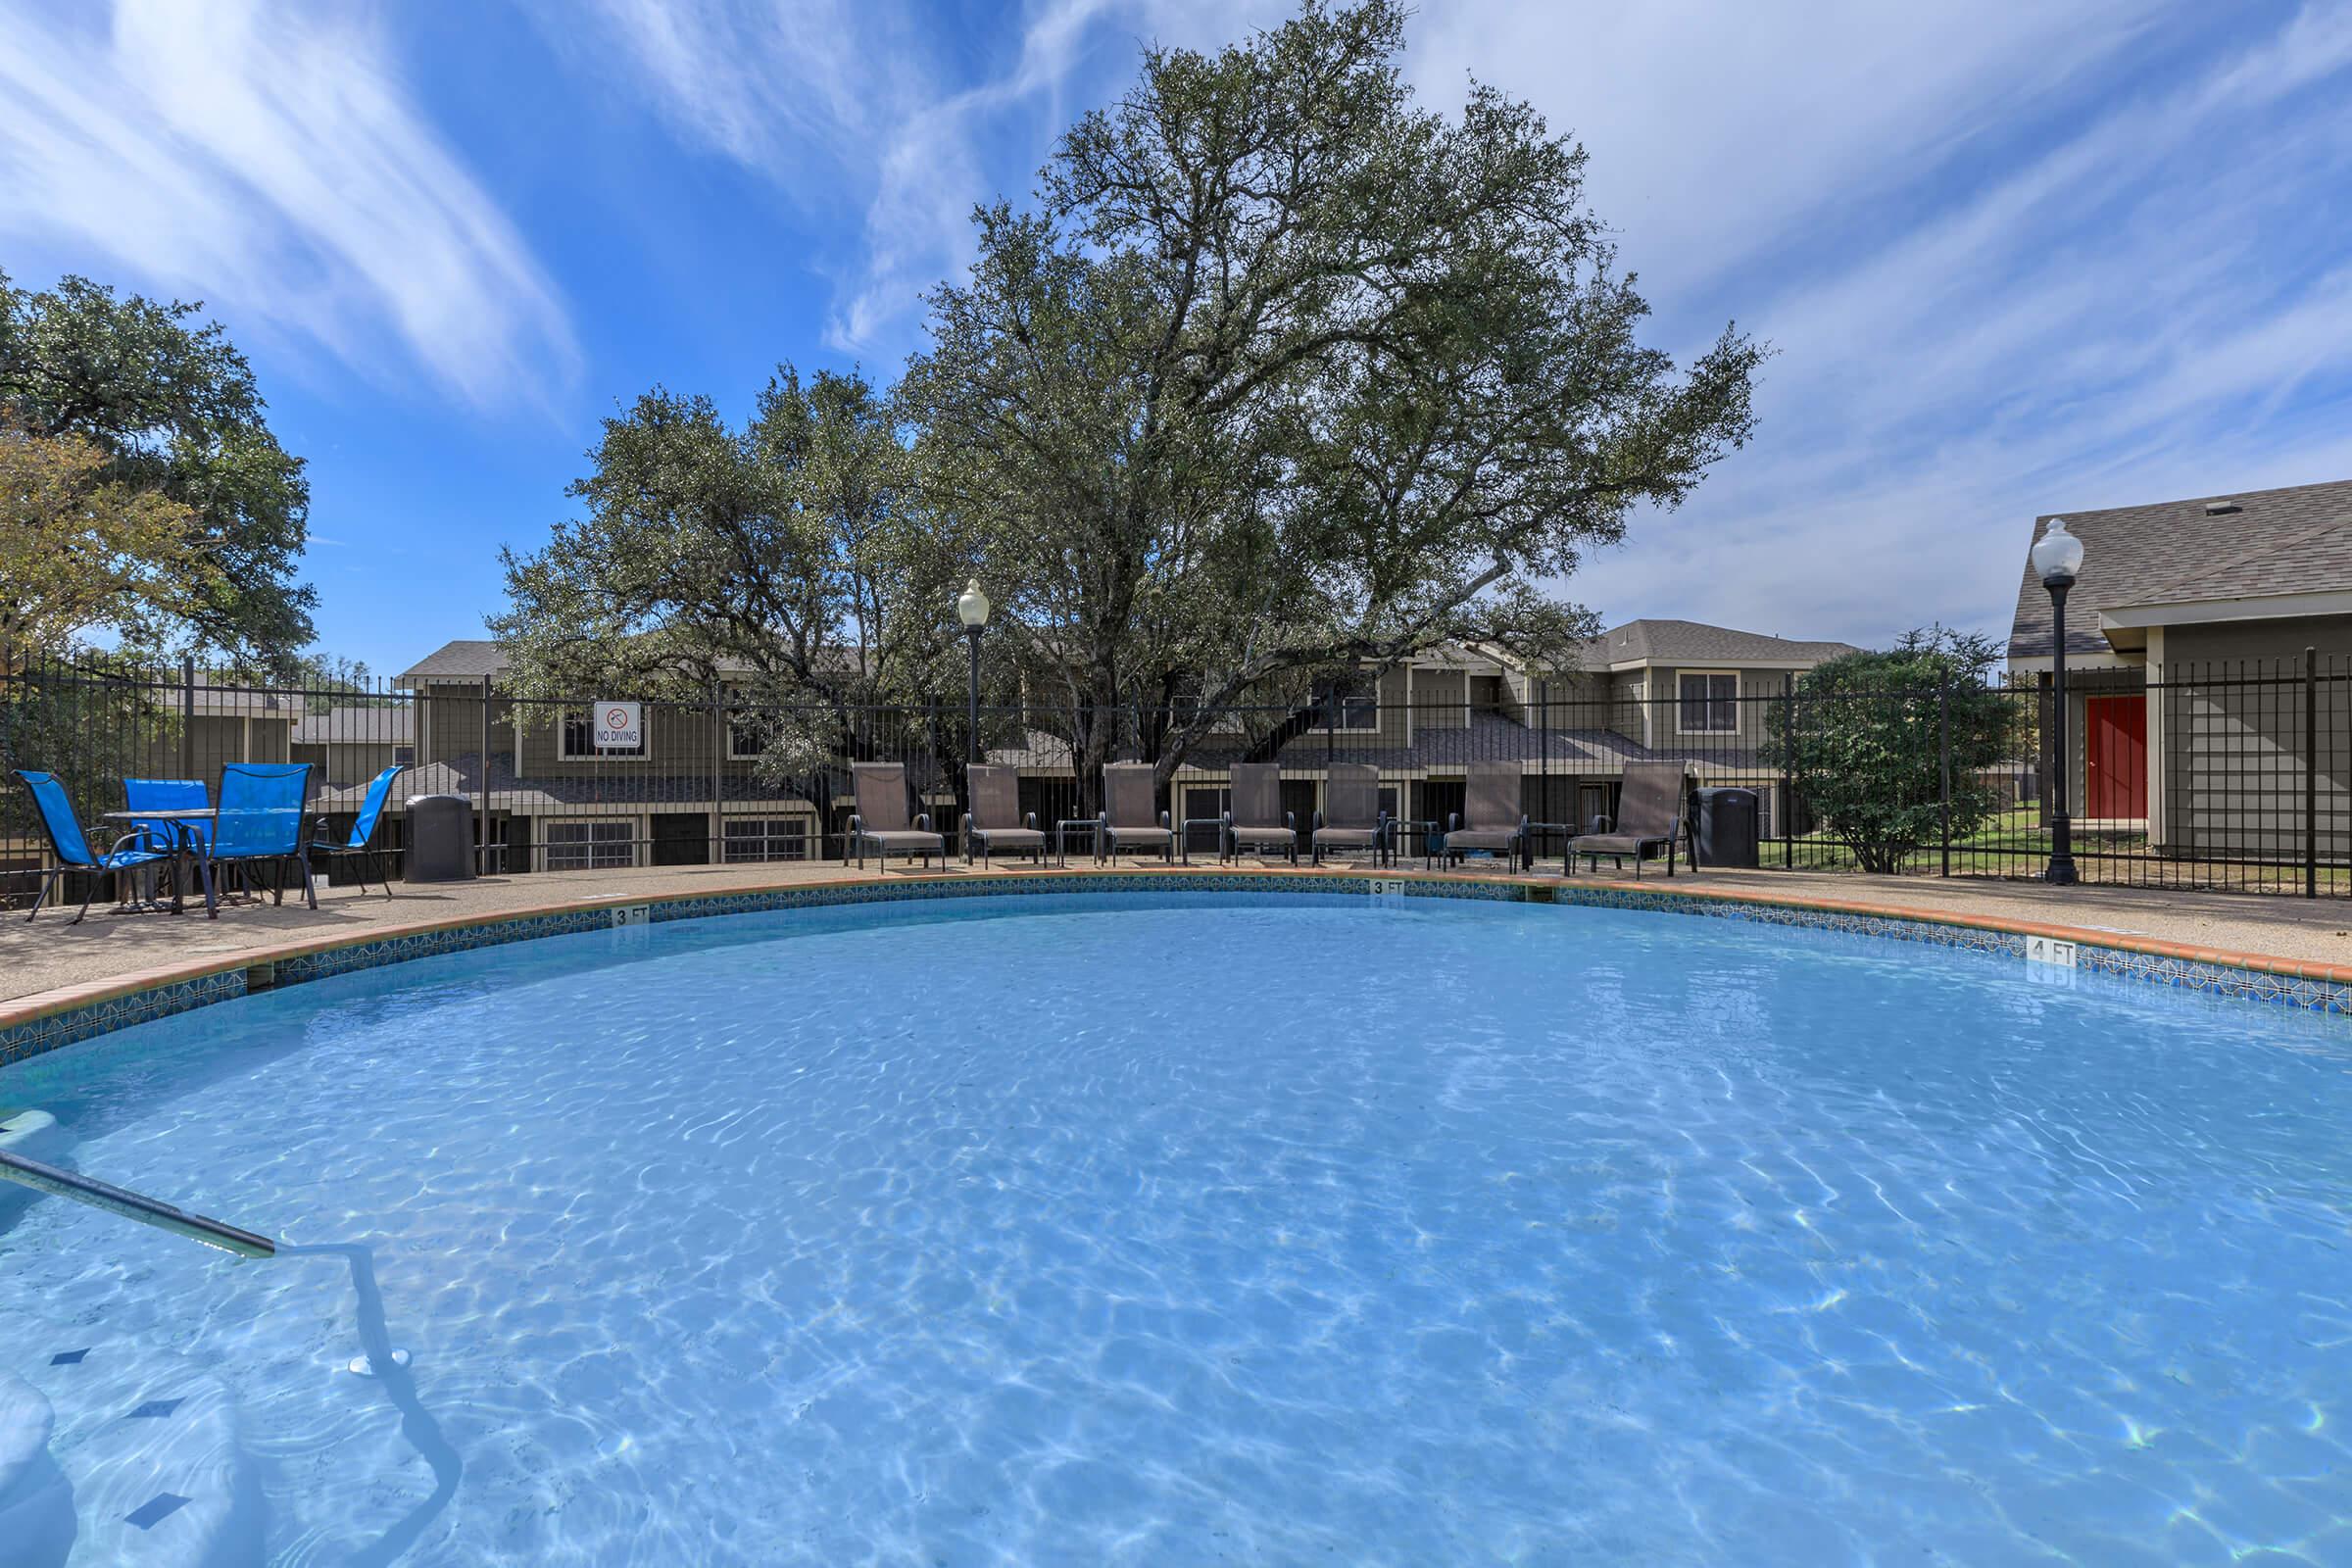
1522, 671, 1607, 730
2153, 616, 2351, 858
418, 687, 499, 767
1374, 667, 1410, 746
1605, 671, 1648, 745
135, 715, 292, 781
293, 741, 415, 788
1411, 669, 1468, 730
1651, 665, 1783, 751
514, 701, 727, 775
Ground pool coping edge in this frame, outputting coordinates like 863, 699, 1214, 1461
4, 867, 2348, 1064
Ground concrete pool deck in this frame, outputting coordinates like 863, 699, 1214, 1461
3, 858, 2348, 1036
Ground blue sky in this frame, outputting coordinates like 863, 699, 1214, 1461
5, 0, 2350, 675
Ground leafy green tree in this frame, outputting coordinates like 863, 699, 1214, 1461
491, 367, 956, 783
0, 270, 315, 662
899, 0, 1763, 782
1763, 628, 2011, 874
1, 421, 219, 664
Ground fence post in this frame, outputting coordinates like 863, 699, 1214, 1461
1781, 672, 1794, 869
1937, 667, 1951, 877
179, 653, 195, 778
710, 681, 723, 868
478, 673, 493, 875
2307, 646, 2319, 899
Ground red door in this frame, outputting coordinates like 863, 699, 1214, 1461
2084, 695, 2147, 820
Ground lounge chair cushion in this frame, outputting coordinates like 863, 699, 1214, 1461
1571, 832, 1661, 856
1313, 825, 1379, 845
1229, 824, 1297, 847
1444, 828, 1520, 852
1105, 825, 1173, 844
972, 825, 1047, 846
862, 829, 945, 851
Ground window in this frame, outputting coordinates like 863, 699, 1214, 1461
546, 819, 634, 870
392, 745, 416, 766
726, 710, 768, 760
1314, 675, 1379, 730
1677, 671, 1739, 734
560, 710, 646, 760
722, 817, 809, 862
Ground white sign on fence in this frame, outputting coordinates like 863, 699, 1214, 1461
591, 701, 642, 751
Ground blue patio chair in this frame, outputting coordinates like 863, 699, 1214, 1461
123, 776, 212, 902
205, 762, 316, 917
13, 770, 171, 924
311, 763, 407, 898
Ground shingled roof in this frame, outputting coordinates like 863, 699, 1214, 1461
2008, 478, 2352, 661
1583, 618, 1858, 667
397, 639, 507, 682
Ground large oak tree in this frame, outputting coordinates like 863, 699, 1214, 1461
899, 0, 1764, 780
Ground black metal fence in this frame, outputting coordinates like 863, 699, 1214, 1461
3, 650, 2347, 906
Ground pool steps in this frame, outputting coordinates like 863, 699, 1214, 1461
0, 1309, 263, 1567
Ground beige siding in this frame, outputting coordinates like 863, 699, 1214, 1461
136, 715, 292, 780
1413, 669, 1468, 729
2155, 618, 2350, 858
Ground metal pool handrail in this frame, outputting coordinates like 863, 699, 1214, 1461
0, 1148, 276, 1258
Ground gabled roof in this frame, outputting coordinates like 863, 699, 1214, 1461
2008, 478, 2352, 661
1581, 619, 1858, 668
398, 639, 506, 683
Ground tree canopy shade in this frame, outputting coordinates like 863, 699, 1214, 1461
0, 270, 315, 662
899, 0, 1763, 778
1762, 629, 2014, 874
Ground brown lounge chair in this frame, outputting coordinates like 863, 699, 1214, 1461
1223, 762, 1298, 865
1566, 760, 1691, 878
848, 761, 945, 869
1097, 761, 1173, 864
962, 763, 1047, 867
1311, 762, 1388, 865
1441, 761, 1529, 869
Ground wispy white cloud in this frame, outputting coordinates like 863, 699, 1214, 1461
544, 0, 909, 180
1562, 2, 2352, 648
547, 0, 1255, 351
0, 0, 576, 410
555, 0, 2352, 650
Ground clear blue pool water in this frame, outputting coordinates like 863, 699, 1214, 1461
2, 891, 2349, 1565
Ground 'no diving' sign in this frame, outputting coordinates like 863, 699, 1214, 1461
592, 701, 642, 751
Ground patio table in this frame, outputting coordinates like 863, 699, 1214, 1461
99, 807, 214, 915
1390, 816, 1441, 871
1522, 821, 1574, 874
1054, 817, 1099, 868
1177, 814, 1225, 864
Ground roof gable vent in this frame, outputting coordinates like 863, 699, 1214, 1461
2204, 499, 2241, 515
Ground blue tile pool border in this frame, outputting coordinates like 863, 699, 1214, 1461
5, 870, 2348, 1066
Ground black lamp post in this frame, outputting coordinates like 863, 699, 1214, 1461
2032, 517, 2085, 886
956, 577, 991, 764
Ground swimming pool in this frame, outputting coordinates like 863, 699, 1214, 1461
1, 890, 2346, 1564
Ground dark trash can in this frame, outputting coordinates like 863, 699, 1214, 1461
1692, 787, 1760, 868
405, 794, 477, 883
